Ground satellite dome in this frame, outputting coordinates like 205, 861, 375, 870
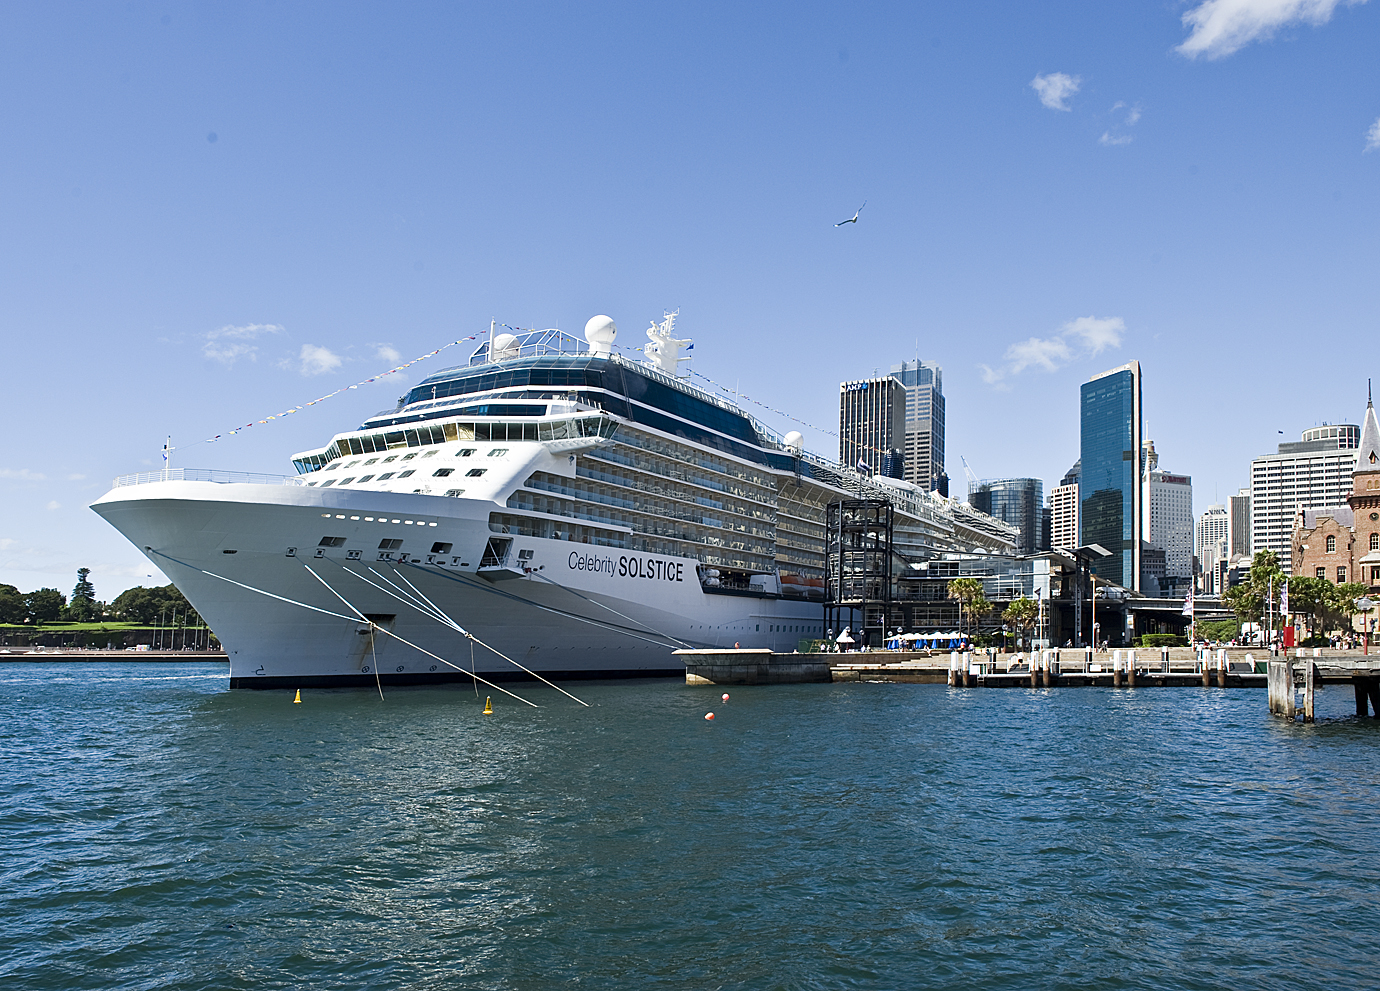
783, 431, 804, 454
584, 315, 617, 355
492, 333, 519, 359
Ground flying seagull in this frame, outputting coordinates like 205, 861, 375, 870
835, 201, 866, 226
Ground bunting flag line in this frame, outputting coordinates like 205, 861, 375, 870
176, 330, 495, 453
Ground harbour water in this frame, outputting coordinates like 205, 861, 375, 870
3, 664, 1379, 990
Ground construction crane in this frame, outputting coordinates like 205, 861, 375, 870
960, 455, 979, 488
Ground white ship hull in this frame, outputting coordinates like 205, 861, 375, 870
92, 480, 824, 688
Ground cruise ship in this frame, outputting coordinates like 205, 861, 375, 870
93, 314, 1016, 688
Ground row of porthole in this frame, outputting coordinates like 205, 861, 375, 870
320, 513, 439, 527
360, 664, 441, 674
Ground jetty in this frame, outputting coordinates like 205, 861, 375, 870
0, 648, 228, 663
678, 646, 1270, 688
1267, 653, 1380, 722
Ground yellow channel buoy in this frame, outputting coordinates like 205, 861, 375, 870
293, 689, 302, 704
483, 696, 493, 715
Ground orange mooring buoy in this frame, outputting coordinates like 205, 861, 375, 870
293, 689, 302, 704
705, 712, 715, 720
721, 693, 730, 702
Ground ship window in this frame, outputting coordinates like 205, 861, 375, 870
379, 539, 403, 550
383, 455, 398, 463
444, 489, 464, 497
398, 470, 415, 478
358, 474, 374, 482
402, 452, 417, 460
431, 542, 454, 554
489, 448, 508, 457
456, 448, 476, 457
346, 461, 360, 468
324, 463, 340, 471
432, 468, 454, 477
306, 481, 318, 486
341, 477, 356, 484
466, 468, 487, 477
378, 472, 395, 480
422, 450, 438, 457
364, 458, 379, 465
321, 479, 336, 487
319, 536, 346, 547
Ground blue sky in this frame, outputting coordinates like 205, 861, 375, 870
2, 0, 1378, 599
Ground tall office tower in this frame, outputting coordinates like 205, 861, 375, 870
1080, 361, 1143, 590
889, 360, 945, 491
1148, 469, 1194, 581
1048, 459, 1080, 550
839, 377, 907, 476
1250, 423, 1359, 572
969, 478, 1044, 555
1229, 488, 1251, 558
1196, 505, 1229, 568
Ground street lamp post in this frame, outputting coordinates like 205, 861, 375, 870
1358, 597, 1374, 656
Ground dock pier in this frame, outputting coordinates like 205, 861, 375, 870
1267, 652, 1380, 722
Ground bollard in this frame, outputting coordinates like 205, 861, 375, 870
1030, 651, 1039, 688
1113, 649, 1124, 688
1128, 650, 1137, 687
948, 651, 958, 687
1041, 650, 1052, 688
962, 651, 972, 687
1202, 649, 1210, 687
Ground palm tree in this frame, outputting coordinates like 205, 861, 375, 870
948, 577, 990, 644
1002, 596, 1040, 651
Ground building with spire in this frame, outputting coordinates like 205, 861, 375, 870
1290, 391, 1380, 593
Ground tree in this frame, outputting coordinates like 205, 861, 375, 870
69, 568, 98, 622
1222, 549, 1286, 632
1284, 575, 1331, 638
948, 577, 990, 641
1002, 596, 1039, 649
0, 584, 25, 624
24, 588, 66, 623
1319, 582, 1369, 638
109, 584, 200, 626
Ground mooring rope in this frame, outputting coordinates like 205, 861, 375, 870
144, 550, 538, 706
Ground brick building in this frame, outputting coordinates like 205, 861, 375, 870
1291, 396, 1380, 595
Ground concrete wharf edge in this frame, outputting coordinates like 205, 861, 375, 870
0, 650, 228, 662
678, 648, 1279, 688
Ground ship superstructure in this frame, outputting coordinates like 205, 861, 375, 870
94, 314, 1016, 687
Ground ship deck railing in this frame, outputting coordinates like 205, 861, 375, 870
112, 469, 305, 488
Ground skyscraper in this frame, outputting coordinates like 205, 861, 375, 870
1229, 488, 1251, 558
889, 360, 945, 491
1250, 423, 1359, 572
1080, 361, 1143, 590
1148, 469, 1194, 583
1048, 459, 1080, 550
838, 377, 907, 476
969, 478, 1044, 555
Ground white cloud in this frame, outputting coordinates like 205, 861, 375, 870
1030, 72, 1081, 111
980, 315, 1126, 387
1177, 0, 1368, 60
1100, 103, 1142, 146
375, 345, 402, 364
46, 501, 60, 511
202, 323, 283, 365
1006, 336, 1073, 374
0, 468, 47, 481
1366, 116, 1380, 152
1100, 132, 1134, 146
1063, 315, 1125, 353
298, 344, 343, 376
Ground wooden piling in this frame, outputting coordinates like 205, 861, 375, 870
1113, 651, 1124, 688
1030, 653, 1038, 689
1356, 680, 1369, 717
1201, 650, 1210, 688
1368, 678, 1380, 719
1304, 662, 1316, 722
1127, 650, 1136, 688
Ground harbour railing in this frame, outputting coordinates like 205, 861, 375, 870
112, 469, 304, 488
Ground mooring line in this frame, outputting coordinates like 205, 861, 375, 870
527, 568, 695, 649
146, 550, 538, 706
388, 567, 590, 707
407, 562, 686, 650
302, 565, 384, 700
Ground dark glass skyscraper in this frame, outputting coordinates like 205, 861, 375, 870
969, 477, 1044, 555
1079, 361, 1143, 590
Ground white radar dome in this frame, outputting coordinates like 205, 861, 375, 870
783, 431, 804, 454
584, 314, 617, 356
492, 333, 519, 359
